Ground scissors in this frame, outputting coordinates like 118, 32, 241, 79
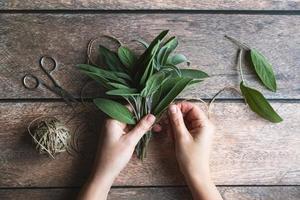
22, 56, 77, 106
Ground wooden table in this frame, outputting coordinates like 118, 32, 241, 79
1, 1, 300, 199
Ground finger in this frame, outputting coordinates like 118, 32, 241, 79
168, 104, 189, 140
152, 124, 162, 132
177, 102, 209, 124
127, 114, 156, 145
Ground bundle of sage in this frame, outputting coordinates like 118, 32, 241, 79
77, 30, 208, 160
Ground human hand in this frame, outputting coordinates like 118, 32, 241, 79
154, 102, 222, 200
167, 102, 215, 180
93, 114, 155, 181
78, 114, 155, 200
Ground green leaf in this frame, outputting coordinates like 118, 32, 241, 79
179, 69, 209, 79
99, 45, 125, 72
156, 37, 178, 68
151, 87, 162, 109
114, 71, 132, 81
153, 77, 192, 116
80, 71, 112, 89
240, 82, 283, 123
160, 76, 182, 95
141, 72, 165, 97
76, 64, 128, 85
94, 98, 136, 124
107, 82, 130, 89
139, 40, 161, 86
106, 88, 139, 96
118, 46, 137, 69
164, 36, 178, 51
162, 64, 182, 76
133, 39, 149, 48
250, 49, 277, 92
189, 79, 205, 85
134, 30, 169, 84
167, 54, 190, 65
157, 46, 169, 67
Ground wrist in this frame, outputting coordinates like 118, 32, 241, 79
78, 175, 113, 200
182, 166, 212, 187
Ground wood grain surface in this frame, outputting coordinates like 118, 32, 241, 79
1, 102, 299, 187
1, 0, 300, 10
0, 14, 299, 100
0, 186, 300, 200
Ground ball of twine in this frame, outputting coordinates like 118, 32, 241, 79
28, 116, 71, 159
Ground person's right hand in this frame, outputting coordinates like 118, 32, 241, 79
154, 102, 222, 200
167, 102, 215, 181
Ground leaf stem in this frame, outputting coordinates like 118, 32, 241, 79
225, 35, 251, 50
238, 49, 245, 83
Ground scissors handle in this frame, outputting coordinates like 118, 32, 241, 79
39, 56, 60, 87
40, 56, 57, 72
22, 74, 40, 89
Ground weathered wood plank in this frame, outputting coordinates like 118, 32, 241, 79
0, 14, 299, 100
0, 102, 299, 187
0, 0, 299, 10
0, 187, 300, 200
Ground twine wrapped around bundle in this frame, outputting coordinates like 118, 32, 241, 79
28, 117, 71, 158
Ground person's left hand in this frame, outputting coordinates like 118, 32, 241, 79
92, 114, 156, 181
78, 114, 155, 200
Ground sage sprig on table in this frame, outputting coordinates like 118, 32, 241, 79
77, 30, 208, 160
225, 35, 283, 123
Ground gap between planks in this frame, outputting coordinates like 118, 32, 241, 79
0, 10, 300, 15
0, 98, 300, 103
1, 185, 300, 190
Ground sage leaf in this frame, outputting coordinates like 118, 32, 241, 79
240, 81, 283, 123
141, 72, 165, 97
160, 37, 178, 65
179, 69, 209, 79
153, 77, 192, 116
151, 87, 162, 109
134, 39, 149, 48
106, 88, 139, 96
160, 76, 182, 96
164, 36, 178, 52
76, 64, 128, 85
108, 82, 131, 89
250, 49, 277, 92
99, 45, 125, 72
94, 98, 136, 124
80, 71, 112, 89
157, 46, 169, 67
139, 40, 161, 86
118, 46, 137, 69
134, 30, 169, 84
167, 54, 189, 65
162, 64, 182, 76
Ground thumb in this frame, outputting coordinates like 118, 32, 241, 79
127, 114, 156, 145
168, 104, 189, 140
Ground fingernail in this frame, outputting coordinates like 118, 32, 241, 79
169, 105, 177, 114
146, 114, 155, 123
